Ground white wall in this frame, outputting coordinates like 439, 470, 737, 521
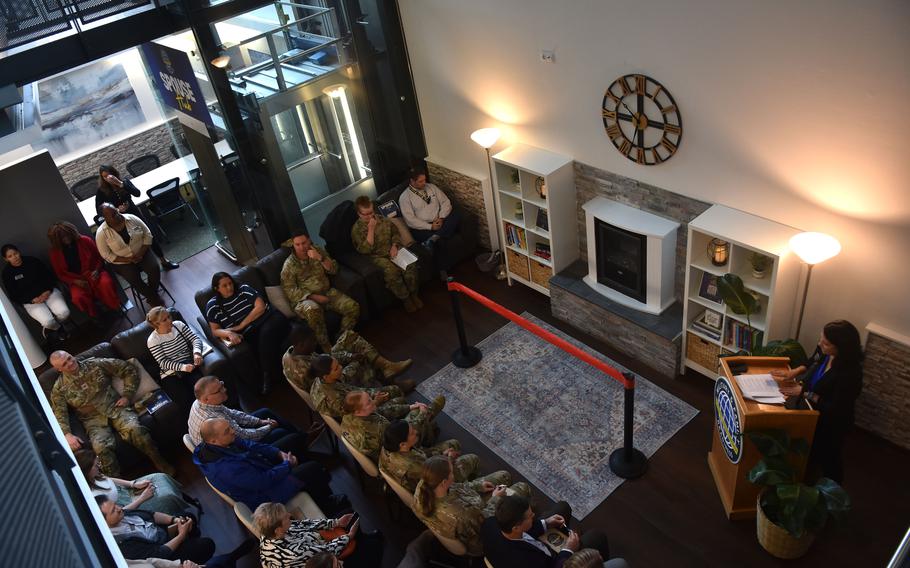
399, 0, 910, 345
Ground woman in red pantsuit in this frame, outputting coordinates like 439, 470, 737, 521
47, 221, 121, 317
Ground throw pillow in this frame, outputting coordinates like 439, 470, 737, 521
388, 217, 415, 248
111, 358, 160, 402
265, 286, 296, 318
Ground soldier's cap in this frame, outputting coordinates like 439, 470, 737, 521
382, 419, 410, 452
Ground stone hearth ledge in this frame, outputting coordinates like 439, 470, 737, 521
550, 260, 683, 379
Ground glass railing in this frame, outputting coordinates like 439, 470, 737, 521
217, 2, 345, 100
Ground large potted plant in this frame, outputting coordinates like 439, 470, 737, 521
717, 273, 807, 364
747, 430, 850, 558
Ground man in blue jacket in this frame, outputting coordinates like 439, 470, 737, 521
192, 418, 349, 514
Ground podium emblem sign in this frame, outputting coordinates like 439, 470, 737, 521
714, 377, 742, 464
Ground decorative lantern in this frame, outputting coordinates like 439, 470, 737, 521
707, 238, 730, 266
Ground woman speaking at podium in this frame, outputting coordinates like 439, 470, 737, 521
773, 320, 863, 483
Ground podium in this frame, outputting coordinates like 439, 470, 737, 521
708, 356, 819, 520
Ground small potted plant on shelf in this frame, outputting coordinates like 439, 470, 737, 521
748, 429, 850, 559
510, 170, 520, 192
749, 252, 772, 279
717, 273, 806, 363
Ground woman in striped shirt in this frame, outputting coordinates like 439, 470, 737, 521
146, 306, 204, 412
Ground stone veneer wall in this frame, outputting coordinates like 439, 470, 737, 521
57, 119, 188, 189
427, 161, 491, 249
855, 326, 910, 450
574, 162, 712, 301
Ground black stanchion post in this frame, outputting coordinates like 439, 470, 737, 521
609, 372, 649, 479
447, 279, 482, 368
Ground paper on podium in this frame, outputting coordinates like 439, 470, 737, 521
735, 374, 785, 404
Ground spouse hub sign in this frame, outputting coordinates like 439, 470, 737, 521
140, 42, 213, 127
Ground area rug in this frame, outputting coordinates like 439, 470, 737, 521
417, 313, 698, 519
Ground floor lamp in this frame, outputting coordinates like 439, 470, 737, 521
789, 232, 842, 341
470, 127, 504, 275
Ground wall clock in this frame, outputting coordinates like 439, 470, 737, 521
601, 74, 682, 165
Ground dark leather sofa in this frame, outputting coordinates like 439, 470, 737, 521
318, 181, 478, 313
192, 246, 369, 399
37, 309, 233, 469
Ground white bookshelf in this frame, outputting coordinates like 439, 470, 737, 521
681, 205, 802, 378
491, 144, 577, 296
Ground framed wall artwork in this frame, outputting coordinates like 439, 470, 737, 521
37, 60, 146, 159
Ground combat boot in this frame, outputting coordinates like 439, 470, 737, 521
376, 356, 413, 380
393, 377, 417, 393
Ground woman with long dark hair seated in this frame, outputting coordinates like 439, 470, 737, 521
47, 221, 121, 317
205, 272, 290, 394
96, 164, 179, 270
775, 319, 864, 482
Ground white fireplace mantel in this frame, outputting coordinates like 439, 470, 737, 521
582, 197, 679, 314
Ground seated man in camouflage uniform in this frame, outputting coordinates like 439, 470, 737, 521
49, 350, 175, 477
280, 233, 359, 352
379, 419, 480, 493
309, 354, 409, 419
350, 196, 423, 312
282, 326, 413, 394
414, 455, 531, 557
340, 390, 445, 461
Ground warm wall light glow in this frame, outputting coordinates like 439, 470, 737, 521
789, 232, 842, 265
470, 128, 501, 149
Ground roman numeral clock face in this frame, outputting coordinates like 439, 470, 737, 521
602, 74, 682, 165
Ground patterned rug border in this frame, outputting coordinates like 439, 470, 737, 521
417, 312, 698, 519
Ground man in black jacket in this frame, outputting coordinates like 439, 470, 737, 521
481, 495, 610, 568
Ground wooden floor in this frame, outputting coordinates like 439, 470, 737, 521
65, 246, 910, 567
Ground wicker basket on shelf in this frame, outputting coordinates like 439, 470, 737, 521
505, 249, 530, 280
686, 331, 721, 372
529, 259, 552, 289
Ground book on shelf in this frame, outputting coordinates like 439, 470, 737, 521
532, 242, 551, 261
724, 319, 764, 352
504, 223, 527, 250
698, 272, 724, 304
535, 209, 549, 232
690, 320, 721, 341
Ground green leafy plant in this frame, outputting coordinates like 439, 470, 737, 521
748, 430, 850, 538
749, 252, 772, 272
716, 273, 807, 364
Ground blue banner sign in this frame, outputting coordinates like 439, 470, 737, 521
140, 42, 213, 127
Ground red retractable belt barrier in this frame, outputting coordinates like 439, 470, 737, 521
445, 279, 648, 478
446, 281, 634, 390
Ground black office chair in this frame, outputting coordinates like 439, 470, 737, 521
126, 154, 161, 177
146, 177, 204, 236
70, 176, 98, 201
